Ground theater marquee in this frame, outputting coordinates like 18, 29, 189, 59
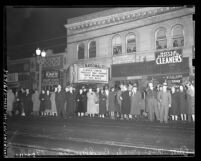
155, 49, 183, 65
78, 67, 108, 83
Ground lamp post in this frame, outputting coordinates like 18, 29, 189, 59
35, 48, 46, 93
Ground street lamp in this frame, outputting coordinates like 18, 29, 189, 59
35, 48, 46, 93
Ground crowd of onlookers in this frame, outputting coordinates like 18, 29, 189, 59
6, 80, 195, 123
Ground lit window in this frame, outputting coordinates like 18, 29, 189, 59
112, 35, 122, 55
155, 28, 167, 50
126, 34, 136, 53
89, 41, 96, 58
78, 43, 84, 60
172, 25, 184, 47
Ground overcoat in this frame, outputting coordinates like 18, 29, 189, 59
99, 92, 107, 114
170, 92, 180, 115
179, 91, 188, 114
7, 90, 15, 112
186, 88, 195, 115
130, 91, 141, 115
50, 92, 57, 113
45, 94, 51, 110
24, 93, 33, 116
108, 91, 116, 112
76, 93, 85, 112
87, 91, 97, 114
121, 91, 131, 114
39, 93, 46, 112
31, 92, 40, 112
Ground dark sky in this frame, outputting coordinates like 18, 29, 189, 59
6, 7, 109, 60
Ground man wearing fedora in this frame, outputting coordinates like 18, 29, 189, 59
158, 82, 172, 123
146, 82, 159, 122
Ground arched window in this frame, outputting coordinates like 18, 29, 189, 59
89, 41, 96, 58
155, 28, 167, 50
112, 35, 122, 55
78, 43, 84, 60
126, 33, 136, 53
172, 25, 184, 47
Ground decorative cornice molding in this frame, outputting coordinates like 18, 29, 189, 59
65, 7, 192, 35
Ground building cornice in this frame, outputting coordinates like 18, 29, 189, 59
65, 7, 192, 35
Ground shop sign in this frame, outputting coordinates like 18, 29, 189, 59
155, 49, 182, 65
78, 67, 108, 83
43, 71, 59, 79
7, 73, 18, 82
112, 54, 135, 64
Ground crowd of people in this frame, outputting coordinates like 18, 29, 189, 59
6, 80, 195, 123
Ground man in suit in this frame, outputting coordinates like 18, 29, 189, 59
55, 84, 67, 119
158, 82, 171, 123
146, 82, 159, 122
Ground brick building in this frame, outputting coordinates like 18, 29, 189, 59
65, 7, 195, 89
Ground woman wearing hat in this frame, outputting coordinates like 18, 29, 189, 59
87, 87, 97, 117
186, 83, 195, 122
108, 87, 116, 119
121, 85, 131, 120
99, 88, 107, 118
178, 85, 188, 121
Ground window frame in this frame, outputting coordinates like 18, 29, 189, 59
77, 43, 85, 60
112, 35, 122, 56
155, 27, 167, 50
126, 33, 136, 54
88, 40, 96, 58
171, 24, 184, 48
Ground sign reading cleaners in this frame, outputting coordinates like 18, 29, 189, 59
155, 49, 183, 65
78, 67, 108, 83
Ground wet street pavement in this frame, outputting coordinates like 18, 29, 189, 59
5, 116, 195, 157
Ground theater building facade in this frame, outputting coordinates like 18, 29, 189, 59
65, 7, 195, 89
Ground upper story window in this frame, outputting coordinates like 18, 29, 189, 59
112, 35, 122, 55
155, 28, 167, 50
78, 43, 85, 60
88, 41, 96, 58
126, 33, 136, 53
172, 25, 184, 47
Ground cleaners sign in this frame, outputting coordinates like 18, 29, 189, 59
155, 49, 182, 65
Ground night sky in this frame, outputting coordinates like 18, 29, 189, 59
6, 7, 109, 60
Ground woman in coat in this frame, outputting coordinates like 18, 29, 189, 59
7, 89, 15, 117
50, 87, 58, 116
68, 87, 76, 117
130, 85, 141, 119
44, 90, 51, 116
108, 87, 116, 119
31, 89, 40, 116
24, 88, 33, 117
186, 83, 195, 122
179, 85, 188, 121
99, 88, 107, 118
76, 89, 85, 117
39, 90, 46, 116
121, 85, 131, 119
82, 87, 88, 116
170, 86, 180, 121
87, 88, 97, 117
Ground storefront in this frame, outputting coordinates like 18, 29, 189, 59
41, 54, 64, 91
111, 48, 190, 89
7, 61, 32, 90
